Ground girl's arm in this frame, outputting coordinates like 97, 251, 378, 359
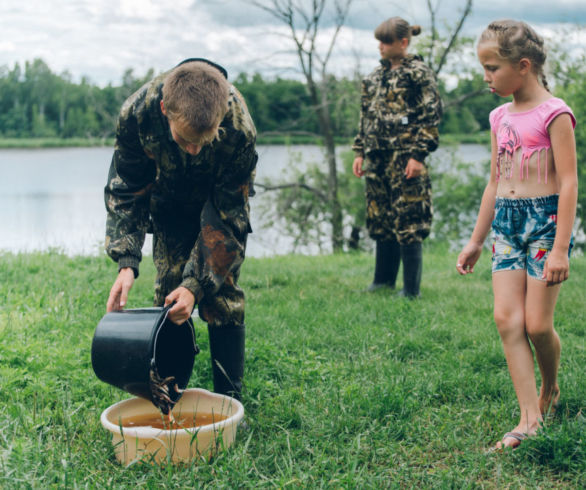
352, 79, 367, 178
543, 113, 578, 285
456, 131, 499, 275
405, 66, 442, 179
409, 65, 442, 164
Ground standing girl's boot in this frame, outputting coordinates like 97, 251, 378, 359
207, 323, 245, 400
367, 240, 401, 291
400, 242, 423, 298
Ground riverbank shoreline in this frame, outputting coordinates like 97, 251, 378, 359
0, 131, 491, 149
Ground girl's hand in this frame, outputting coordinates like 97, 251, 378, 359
542, 249, 570, 286
456, 242, 483, 275
405, 158, 424, 179
353, 156, 364, 177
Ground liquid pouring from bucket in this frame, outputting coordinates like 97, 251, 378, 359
91, 304, 199, 415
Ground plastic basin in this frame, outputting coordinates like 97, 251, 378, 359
100, 388, 244, 465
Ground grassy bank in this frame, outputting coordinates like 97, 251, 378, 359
0, 137, 115, 149
0, 132, 490, 148
0, 247, 584, 487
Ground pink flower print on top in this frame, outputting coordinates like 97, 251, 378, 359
496, 121, 520, 181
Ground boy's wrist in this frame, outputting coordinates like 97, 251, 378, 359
118, 255, 140, 278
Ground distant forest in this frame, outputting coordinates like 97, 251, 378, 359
0, 58, 502, 141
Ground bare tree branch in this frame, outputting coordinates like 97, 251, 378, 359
426, 0, 437, 65
318, 0, 352, 69
255, 181, 328, 201
434, 0, 473, 75
248, 0, 355, 251
443, 87, 487, 108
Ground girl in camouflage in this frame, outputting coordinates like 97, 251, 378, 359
352, 17, 442, 298
457, 20, 577, 450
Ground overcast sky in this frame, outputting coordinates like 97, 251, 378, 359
1, 0, 584, 86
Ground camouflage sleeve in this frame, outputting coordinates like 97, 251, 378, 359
351, 79, 368, 157
180, 101, 258, 300
104, 107, 155, 277
409, 65, 442, 164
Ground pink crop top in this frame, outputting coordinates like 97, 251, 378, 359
489, 97, 576, 183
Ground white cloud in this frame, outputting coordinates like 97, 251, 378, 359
0, 0, 583, 85
0, 41, 16, 53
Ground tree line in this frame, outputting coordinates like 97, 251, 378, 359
0, 58, 501, 141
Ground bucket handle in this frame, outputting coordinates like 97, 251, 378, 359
151, 302, 199, 369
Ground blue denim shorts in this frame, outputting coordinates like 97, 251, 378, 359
491, 195, 571, 279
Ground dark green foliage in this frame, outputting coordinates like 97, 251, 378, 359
234, 73, 319, 136
439, 74, 504, 134
430, 149, 489, 247
1, 57, 495, 141
555, 61, 586, 233
0, 59, 154, 139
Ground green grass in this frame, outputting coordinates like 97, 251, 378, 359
0, 137, 114, 148
0, 132, 491, 148
0, 246, 584, 487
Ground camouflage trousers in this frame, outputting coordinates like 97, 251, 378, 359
151, 218, 245, 328
363, 149, 432, 244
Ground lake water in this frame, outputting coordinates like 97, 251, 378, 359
0, 144, 490, 257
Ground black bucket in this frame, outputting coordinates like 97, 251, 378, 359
91, 305, 199, 411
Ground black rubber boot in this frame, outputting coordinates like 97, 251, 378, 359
207, 323, 245, 400
367, 240, 400, 291
399, 242, 423, 298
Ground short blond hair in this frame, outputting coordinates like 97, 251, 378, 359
162, 61, 230, 134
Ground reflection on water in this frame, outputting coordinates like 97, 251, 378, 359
0, 144, 490, 257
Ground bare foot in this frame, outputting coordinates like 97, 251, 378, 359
539, 384, 560, 417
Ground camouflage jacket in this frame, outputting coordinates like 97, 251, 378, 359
352, 55, 442, 163
105, 59, 258, 302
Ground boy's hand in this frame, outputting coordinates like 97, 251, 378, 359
542, 249, 569, 286
106, 267, 135, 312
165, 287, 196, 324
456, 242, 483, 275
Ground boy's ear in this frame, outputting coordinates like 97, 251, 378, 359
160, 100, 167, 116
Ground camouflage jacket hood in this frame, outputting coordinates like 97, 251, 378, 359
104, 58, 258, 302
352, 54, 442, 163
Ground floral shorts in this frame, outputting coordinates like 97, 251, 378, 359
491, 195, 572, 280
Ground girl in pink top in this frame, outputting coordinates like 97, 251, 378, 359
456, 20, 577, 450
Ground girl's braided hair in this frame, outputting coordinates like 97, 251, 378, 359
479, 19, 550, 92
